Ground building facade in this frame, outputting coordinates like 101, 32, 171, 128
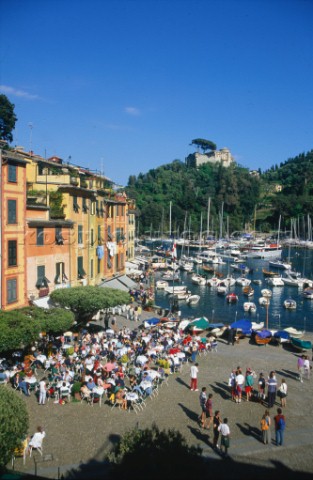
186, 147, 234, 168
0, 142, 136, 309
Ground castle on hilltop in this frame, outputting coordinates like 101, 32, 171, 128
186, 147, 234, 168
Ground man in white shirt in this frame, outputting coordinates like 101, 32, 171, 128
218, 418, 230, 457
190, 363, 199, 391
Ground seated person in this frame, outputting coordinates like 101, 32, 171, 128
115, 388, 128, 410
86, 378, 96, 391
80, 382, 92, 398
28, 426, 45, 451
59, 381, 70, 400
13, 373, 30, 396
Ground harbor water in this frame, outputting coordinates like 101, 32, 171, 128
153, 246, 313, 332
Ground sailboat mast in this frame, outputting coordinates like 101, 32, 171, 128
169, 201, 172, 239
207, 197, 211, 239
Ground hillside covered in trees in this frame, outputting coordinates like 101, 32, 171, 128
126, 150, 313, 238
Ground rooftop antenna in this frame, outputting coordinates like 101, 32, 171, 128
28, 122, 33, 151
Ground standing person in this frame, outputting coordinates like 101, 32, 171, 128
260, 409, 271, 444
274, 408, 286, 446
267, 371, 277, 408
204, 394, 214, 430
213, 410, 222, 449
218, 418, 230, 457
277, 378, 288, 407
190, 362, 199, 391
297, 355, 305, 382
258, 372, 266, 403
245, 368, 254, 402
303, 355, 311, 380
38, 377, 47, 405
228, 369, 236, 401
190, 342, 198, 363
199, 387, 207, 428
235, 369, 245, 403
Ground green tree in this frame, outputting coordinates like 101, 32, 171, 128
50, 286, 130, 322
0, 387, 29, 468
101, 424, 205, 479
0, 310, 41, 353
0, 94, 17, 142
190, 138, 217, 153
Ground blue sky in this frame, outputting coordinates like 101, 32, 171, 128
1, 0, 313, 186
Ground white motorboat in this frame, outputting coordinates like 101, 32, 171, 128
243, 301, 257, 313
259, 296, 270, 306
207, 276, 221, 287
268, 259, 292, 270
261, 288, 272, 298
217, 285, 228, 295
193, 256, 203, 265
222, 276, 236, 287
267, 276, 284, 287
156, 280, 169, 289
282, 274, 306, 287
186, 294, 201, 305
164, 285, 188, 295
284, 327, 304, 338
191, 274, 207, 286
179, 260, 194, 272
161, 271, 180, 281
283, 298, 297, 310
236, 277, 251, 287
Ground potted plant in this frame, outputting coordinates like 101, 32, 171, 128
71, 381, 82, 401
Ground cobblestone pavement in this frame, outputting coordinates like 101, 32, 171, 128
10, 310, 313, 478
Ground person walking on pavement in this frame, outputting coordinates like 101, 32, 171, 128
267, 371, 277, 408
260, 409, 271, 444
190, 362, 199, 391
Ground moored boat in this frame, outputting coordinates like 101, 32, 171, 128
267, 276, 284, 287
186, 294, 201, 305
261, 288, 272, 298
283, 298, 297, 310
156, 280, 169, 289
243, 301, 257, 313
284, 327, 304, 338
290, 337, 312, 352
303, 288, 313, 299
269, 259, 292, 270
253, 329, 272, 345
226, 293, 238, 303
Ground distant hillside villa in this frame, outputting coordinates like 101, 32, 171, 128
186, 147, 234, 168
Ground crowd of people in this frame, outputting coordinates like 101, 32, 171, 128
1, 300, 312, 463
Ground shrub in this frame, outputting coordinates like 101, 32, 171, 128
0, 386, 29, 468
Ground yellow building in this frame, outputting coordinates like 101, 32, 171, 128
0, 146, 28, 309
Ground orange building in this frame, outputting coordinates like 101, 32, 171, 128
0, 146, 28, 310
25, 203, 74, 306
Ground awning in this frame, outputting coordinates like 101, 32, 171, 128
118, 275, 137, 289
100, 278, 129, 292
32, 296, 51, 309
100, 274, 137, 292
